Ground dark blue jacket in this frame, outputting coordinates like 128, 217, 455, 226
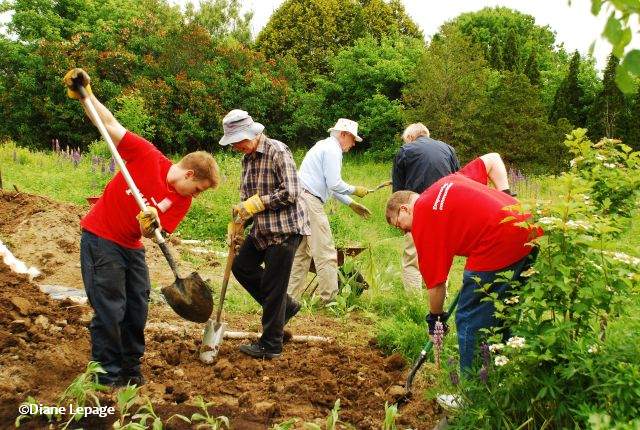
392, 136, 460, 193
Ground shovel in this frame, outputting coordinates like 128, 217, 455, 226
73, 81, 213, 323
200, 217, 243, 363
399, 291, 460, 405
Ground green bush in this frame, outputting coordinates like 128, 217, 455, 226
443, 130, 640, 428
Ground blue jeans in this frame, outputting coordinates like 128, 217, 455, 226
456, 248, 538, 372
80, 230, 150, 384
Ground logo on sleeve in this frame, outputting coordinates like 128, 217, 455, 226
432, 182, 453, 211
153, 197, 173, 213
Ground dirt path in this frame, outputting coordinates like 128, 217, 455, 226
0, 191, 442, 429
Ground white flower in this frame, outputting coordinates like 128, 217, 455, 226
504, 296, 520, 305
507, 336, 526, 349
608, 251, 640, 267
538, 216, 560, 226
595, 154, 606, 161
603, 163, 616, 169
521, 267, 538, 278
566, 220, 592, 230
488, 343, 504, 353
588, 345, 599, 354
494, 355, 509, 366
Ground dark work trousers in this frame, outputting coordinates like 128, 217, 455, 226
232, 234, 302, 352
456, 247, 539, 372
80, 230, 150, 384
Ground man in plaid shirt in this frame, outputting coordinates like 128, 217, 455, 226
219, 109, 310, 359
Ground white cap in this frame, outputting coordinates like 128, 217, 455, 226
328, 118, 363, 142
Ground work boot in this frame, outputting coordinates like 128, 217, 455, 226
122, 375, 146, 387
284, 297, 301, 325
239, 342, 281, 359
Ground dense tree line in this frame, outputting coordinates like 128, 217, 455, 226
1, 0, 638, 171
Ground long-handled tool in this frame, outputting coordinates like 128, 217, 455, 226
200, 218, 243, 363
400, 291, 460, 403
367, 180, 392, 194
73, 81, 213, 323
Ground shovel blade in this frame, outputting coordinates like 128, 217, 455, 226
161, 272, 213, 323
200, 321, 227, 364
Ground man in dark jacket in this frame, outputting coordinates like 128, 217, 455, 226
392, 123, 460, 290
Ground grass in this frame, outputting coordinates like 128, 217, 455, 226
1, 139, 638, 365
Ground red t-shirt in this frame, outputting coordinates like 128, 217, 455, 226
81, 132, 192, 249
412, 158, 540, 289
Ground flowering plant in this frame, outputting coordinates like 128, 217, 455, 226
444, 130, 640, 428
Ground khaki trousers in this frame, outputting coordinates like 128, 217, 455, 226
287, 192, 338, 302
402, 232, 423, 290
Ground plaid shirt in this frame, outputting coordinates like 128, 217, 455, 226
241, 135, 310, 249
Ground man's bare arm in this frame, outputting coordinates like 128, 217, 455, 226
80, 94, 126, 145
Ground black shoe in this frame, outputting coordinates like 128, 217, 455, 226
99, 376, 126, 389
284, 298, 301, 325
122, 375, 146, 387
239, 342, 281, 359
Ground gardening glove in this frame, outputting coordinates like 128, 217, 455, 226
233, 193, 265, 223
426, 312, 450, 336
348, 201, 371, 219
63, 68, 92, 100
136, 207, 161, 239
352, 185, 369, 198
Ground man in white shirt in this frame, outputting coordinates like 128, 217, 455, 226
287, 119, 371, 303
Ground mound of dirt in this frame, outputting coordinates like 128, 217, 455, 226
0, 261, 92, 419
0, 190, 195, 289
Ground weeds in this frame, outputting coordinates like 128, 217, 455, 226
171, 396, 230, 429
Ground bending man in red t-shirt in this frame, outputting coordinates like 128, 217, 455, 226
63, 69, 220, 387
385, 158, 540, 372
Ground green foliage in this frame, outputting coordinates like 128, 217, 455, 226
590, 0, 640, 93
171, 396, 230, 429
184, 0, 252, 44
523, 50, 540, 86
403, 29, 490, 162
549, 51, 587, 128
255, 0, 421, 77
444, 130, 640, 428
112, 91, 155, 140
587, 53, 629, 141
382, 402, 399, 430
294, 34, 423, 154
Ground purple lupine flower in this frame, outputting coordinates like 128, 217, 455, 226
479, 365, 488, 384
100, 161, 106, 174
433, 320, 445, 369
480, 343, 490, 369
72, 149, 81, 167
108, 157, 115, 174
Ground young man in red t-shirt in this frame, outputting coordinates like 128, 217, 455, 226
64, 69, 220, 386
385, 157, 540, 372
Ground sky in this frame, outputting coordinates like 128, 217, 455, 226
1, 0, 635, 70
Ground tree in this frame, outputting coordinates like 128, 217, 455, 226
403, 29, 491, 161
294, 34, 424, 155
184, 0, 253, 44
480, 71, 568, 170
503, 29, 519, 71
255, 0, 421, 77
549, 51, 586, 127
524, 49, 540, 85
621, 86, 640, 150
587, 53, 628, 140
489, 38, 504, 70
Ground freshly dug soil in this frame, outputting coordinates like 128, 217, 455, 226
0, 190, 443, 428
0, 190, 195, 289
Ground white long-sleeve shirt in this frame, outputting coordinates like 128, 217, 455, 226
298, 136, 355, 205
